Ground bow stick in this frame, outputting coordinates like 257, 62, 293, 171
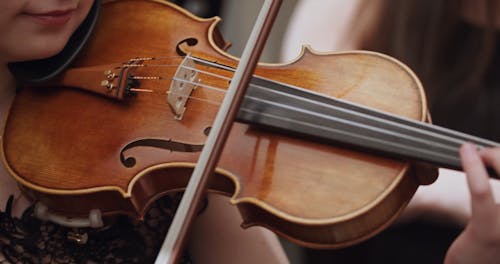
154, 0, 283, 263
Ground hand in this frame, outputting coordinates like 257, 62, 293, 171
444, 144, 500, 264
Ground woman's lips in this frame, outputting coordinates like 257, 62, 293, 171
24, 10, 75, 26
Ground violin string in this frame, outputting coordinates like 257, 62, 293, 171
250, 94, 454, 148
167, 90, 222, 106
127, 77, 228, 95
125, 85, 222, 105
124, 55, 235, 72
135, 64, 184, 68
127, 62, 233, 80
243, 94, 464, 163
188, 56, 236, 72
171, 77, 227, 93
129, 55, 184, 61
139, 66, 492, 153
131, 76, 163, 80
155, 63, 491, 153
248, 82, 465, 146
124, 64, 180, 68
179, 65, 232, 81
161, 74, 470, 164
123, 57, 498, 162
124, 63, 226, 105
123, 55, 236, 72
238, 107, 463, 164
132, 55, 235, 69
244, 81, 499, 155
204, 57, 498, 150
140, 61, 484, 150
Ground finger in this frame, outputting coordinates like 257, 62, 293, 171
460, 143, 496, 223
480, 147, 500, 176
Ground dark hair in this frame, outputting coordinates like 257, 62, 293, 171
354, 0, 499, 138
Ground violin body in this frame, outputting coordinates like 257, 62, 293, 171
2, 0, 430, 248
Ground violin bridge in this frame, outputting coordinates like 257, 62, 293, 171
168, 56, 198, 120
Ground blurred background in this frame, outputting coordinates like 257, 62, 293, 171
169, 0, 299, 62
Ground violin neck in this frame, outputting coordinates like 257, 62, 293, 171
236, 76, 500, 171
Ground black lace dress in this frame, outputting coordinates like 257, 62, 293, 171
0, 194, 193, 264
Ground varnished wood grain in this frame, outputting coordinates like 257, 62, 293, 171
2, 0, 430, 248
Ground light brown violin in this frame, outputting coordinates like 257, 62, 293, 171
2, 0, 498, 249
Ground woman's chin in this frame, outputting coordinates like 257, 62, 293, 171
33, 41, 69, 60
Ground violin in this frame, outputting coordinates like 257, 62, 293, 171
2, 0, 499, 249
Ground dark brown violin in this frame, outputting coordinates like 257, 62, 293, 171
3, 0, 498, 249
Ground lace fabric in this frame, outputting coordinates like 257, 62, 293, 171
0, 194, 193, 264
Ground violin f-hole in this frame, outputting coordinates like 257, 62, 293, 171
176, 38, 198, 57
119, 138, 204, 168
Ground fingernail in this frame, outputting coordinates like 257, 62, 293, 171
462, 142, 476, 153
